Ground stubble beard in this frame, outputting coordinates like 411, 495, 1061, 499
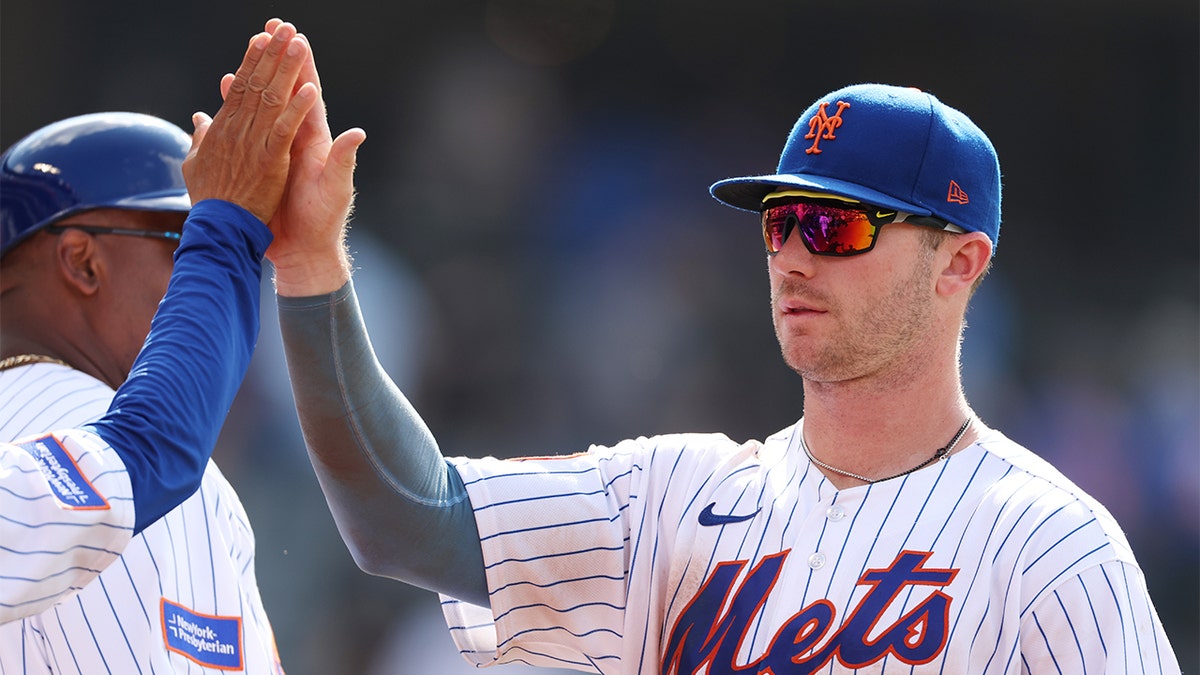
775, 251, 937, 387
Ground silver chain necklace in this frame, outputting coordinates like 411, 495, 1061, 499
800, 417, 972, 484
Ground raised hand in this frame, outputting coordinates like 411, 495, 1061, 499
221, 18, 367, 296
182, 22, 318, 225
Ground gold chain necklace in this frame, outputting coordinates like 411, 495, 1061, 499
0, 354, 70, 371
801, 417, 972, 484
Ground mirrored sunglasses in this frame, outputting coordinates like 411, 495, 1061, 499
761, 199, 964, 256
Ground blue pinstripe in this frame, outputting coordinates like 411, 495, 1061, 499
1102, 564, 1135, 675
632, 441, 677, 673
953, 473, 1028, 671
1055, 588, 1088, 673
1079, 576, 1107, 659
1024, 543, 1107, 615
55, 604, 83, 673
1031, 610, 1065, 673
486, 545, 625, 570
943, 460, 1011, 573
99, 574, 144, 674
889, 464, 956, 630
979, 488, 1050, 671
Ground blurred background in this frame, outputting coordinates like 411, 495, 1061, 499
3, 0, 1196, 672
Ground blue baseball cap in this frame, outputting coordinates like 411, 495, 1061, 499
710, 83, 1002, 249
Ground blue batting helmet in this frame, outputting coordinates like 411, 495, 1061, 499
1, 112, 192, 257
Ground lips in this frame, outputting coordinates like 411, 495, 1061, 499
778, 297, 825, 315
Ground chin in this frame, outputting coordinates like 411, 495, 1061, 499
779, 345, 817, 378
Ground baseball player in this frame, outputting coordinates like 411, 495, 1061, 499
2, 194, 267, 622
271, 84, 1181, 672
0, 19, 364, 671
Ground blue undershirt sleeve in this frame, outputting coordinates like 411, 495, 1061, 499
87, 199, 270, 534
276, 280, 489, 607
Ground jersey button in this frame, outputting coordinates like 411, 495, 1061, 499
807, 552, 826, 570
826, 505, 846, 521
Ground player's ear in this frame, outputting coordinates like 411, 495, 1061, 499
54, 228, 102, 297
935, 231, 991, 298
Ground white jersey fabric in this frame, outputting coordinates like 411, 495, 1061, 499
441, 422, 1180, 674
0, 362, 282, 673
1, 427, 134, 622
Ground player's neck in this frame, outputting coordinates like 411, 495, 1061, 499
0, 329, 119, 388
2, 290, 130, 388
799, 361, 977, 488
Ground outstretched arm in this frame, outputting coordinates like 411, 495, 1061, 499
255, 18, 488, 604
278, 282, 488, 605
96, 20, 316, 533
1, 21, 315, 624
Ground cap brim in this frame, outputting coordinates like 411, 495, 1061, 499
710, 173, 933, 217
2, 191, 192, 256
110, 191, 192, 212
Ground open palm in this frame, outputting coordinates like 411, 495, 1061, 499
221, 20, 365, 276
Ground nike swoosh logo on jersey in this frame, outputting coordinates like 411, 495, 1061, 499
698, 502, 761, 526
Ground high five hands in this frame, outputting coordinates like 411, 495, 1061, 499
184, 18, 366, 294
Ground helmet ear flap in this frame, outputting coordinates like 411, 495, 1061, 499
1, 112, 193, 257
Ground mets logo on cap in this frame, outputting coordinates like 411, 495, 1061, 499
709, 83, 1002, 249
804, 101, 850, 155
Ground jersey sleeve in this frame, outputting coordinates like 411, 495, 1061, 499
1020, 560, 1181, 674
0, 428, 135, 624
439, 433, 740, 671
88, 199, 271, 534
440, 444, 642, 671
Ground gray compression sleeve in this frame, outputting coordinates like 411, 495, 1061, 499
277, 280, 488, 606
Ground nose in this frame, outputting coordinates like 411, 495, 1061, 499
768, 229, 817, 278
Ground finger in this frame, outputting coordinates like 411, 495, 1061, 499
267, 81, 320, 158
328, 128, 367, 176
190, 111, 214, 151
292, 34, 323, 91
223, 32, 271, 114
289, 34, 331, 139
241, 23, 298, 123
219, 31, 267, 103
265, 17, 283, 34
321, 128, 367, 220
248, 25, 296, 93
181, 111, 213, 190
257, 36, 311, 147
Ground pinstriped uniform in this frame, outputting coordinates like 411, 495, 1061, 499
441, 423, 1180, 674
1, 427, 134, 621
0, 362, 283, 673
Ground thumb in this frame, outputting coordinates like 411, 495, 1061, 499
219, 73, 235, 101
326, 127, 366, 184
190, 112, 214, 152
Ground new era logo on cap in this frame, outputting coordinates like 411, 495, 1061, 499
947, 180, 969, 205
710, 83, 1002, 249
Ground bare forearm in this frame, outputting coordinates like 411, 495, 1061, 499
272, 245, 352, 297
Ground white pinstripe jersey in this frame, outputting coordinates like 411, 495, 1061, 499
441, 422, 1180, 674
1, 427, 135, 622
0, 362, 283, 673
